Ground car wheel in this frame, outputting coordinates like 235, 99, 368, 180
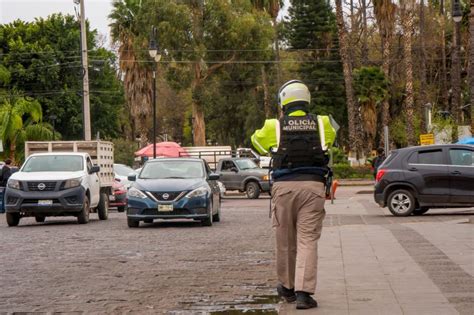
413, 207, 429, 216
77, 195, 90, 224
387, 189, 416, 216
202, 200, 213, 226
127, 218, 139, 228
117, 205, 126, 213
35, 215, 46, 223
246, 181, 260, 199
98, 193, 109, 220
213, 198, 221, 222
6, 212, 20, 227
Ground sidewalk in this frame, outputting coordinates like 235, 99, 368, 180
278, 193, 474, 315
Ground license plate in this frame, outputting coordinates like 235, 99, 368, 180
109, 195, 116, 201
38, 200, 53, 206
158, 204, 173, 212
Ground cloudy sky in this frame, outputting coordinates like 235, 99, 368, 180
0, 0, 114, 41
0, 0, 290, 47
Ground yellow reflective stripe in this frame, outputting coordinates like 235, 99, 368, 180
317, 116, 327, 151
281, 97, 308, 106
275, 119, 280, 149
251, 134, 268, 155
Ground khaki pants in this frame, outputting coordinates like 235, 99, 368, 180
271, 181, 326, 294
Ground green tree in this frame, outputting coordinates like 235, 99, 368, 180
0, 14, 125, 141
353, 66, 389, 151
285, 0, 346, 137
0, 91, 53, 161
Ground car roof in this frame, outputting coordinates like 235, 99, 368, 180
394, 144, 473, 153
146, 158, 204, 163
29, 152, 89, 157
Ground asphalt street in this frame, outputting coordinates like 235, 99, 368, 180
0, 186, 473, 314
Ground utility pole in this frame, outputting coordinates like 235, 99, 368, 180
77, 0, 91, 140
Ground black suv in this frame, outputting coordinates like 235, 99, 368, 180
374, 144, 473, 216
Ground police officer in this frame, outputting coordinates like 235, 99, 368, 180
251, 80, 336, 310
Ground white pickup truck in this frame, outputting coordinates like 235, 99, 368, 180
4, 141, 114, 226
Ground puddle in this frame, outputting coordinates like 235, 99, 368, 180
174, 294, 280, 314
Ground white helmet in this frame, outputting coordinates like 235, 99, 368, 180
278, 80, 311, 109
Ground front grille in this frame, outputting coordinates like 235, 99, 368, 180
149, 191, 185, 201
27, 182, 57, 192
142, 208, 190, 216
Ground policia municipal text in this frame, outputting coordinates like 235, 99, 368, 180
251, 80, 336, 310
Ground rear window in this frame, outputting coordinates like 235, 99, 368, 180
410, 149, 444, 165
379, 151, 397, 168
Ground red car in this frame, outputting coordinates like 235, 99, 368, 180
110, 180, 127, 212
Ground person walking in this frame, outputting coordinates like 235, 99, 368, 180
371, 147, 386, 179
251, 80, 336, 310
0, 159, 12, 187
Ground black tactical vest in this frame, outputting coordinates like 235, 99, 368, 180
272, 114, 326, 170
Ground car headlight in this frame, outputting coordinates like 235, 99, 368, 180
185, 186, 209, 198
63, 178, 82, 189
7, 179, 21, 190
128, 187, 148, 199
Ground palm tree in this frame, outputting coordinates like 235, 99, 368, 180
373, 0, 396, 140
0, 93, 53, 161
109, 0, 152, 147
470, 3, 474, 133
335, 0, 358, 153
400, 0, 415, 146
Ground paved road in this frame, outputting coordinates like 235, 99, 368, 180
0, 187, 473, 314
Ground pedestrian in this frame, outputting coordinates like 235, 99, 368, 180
251, 80, 336, 310
371, 147, 386, 179
0, 159, 12, 187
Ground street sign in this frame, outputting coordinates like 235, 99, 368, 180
420, 133, 435, 145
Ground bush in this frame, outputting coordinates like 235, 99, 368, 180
332, 163, 373, 179
113, 138, 138, 167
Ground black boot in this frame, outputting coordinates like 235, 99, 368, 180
277, 284, 296, 303
296, 291, 318, 309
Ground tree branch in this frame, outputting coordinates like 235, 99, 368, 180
202, 53, 236, 81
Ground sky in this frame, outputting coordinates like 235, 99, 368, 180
0, 0, 290, 48
0, 0, 114, 43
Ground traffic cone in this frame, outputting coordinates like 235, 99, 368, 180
326, 180, 339, 200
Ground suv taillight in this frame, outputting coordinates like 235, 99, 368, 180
375, 169, 386, 183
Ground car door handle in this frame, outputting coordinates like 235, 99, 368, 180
451, 171, 461, 175
408, 167, 418, 171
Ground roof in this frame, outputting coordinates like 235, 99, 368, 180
395, 144, 473, 153
146, 157, 204, 163
29, 152, 90, 157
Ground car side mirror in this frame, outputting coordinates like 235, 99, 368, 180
90, 165, 100, 174
208, 173, 220, 180
231, 167, 238, 173
128, 173, 137, 181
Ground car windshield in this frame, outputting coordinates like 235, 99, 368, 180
235, 159, 258, 170
22, 155, 84, 172
140, 160, 204, 179
114, 164, 135, 176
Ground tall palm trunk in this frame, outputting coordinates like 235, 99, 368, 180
470, 4, 474, 133
451, 21, 462, 125
361, 0, 369, 65
440, 1, 449, 111
335, 0, 358, 152
401, 0, 416, 146
419, 0, 428, 133
374, 0, 396, 147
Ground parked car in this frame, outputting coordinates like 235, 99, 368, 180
114, 163, 135, 188
216, 158, 270, 199
374, 144, 474, 216
126, 158, 221, 227
110, 179, 127, 212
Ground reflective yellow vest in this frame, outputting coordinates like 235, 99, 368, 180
251, 110, 336, 156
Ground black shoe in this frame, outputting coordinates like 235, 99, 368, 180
296, 291, 318, 309
277, 284, 296, 303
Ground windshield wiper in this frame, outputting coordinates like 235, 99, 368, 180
163, 176, 186, 179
